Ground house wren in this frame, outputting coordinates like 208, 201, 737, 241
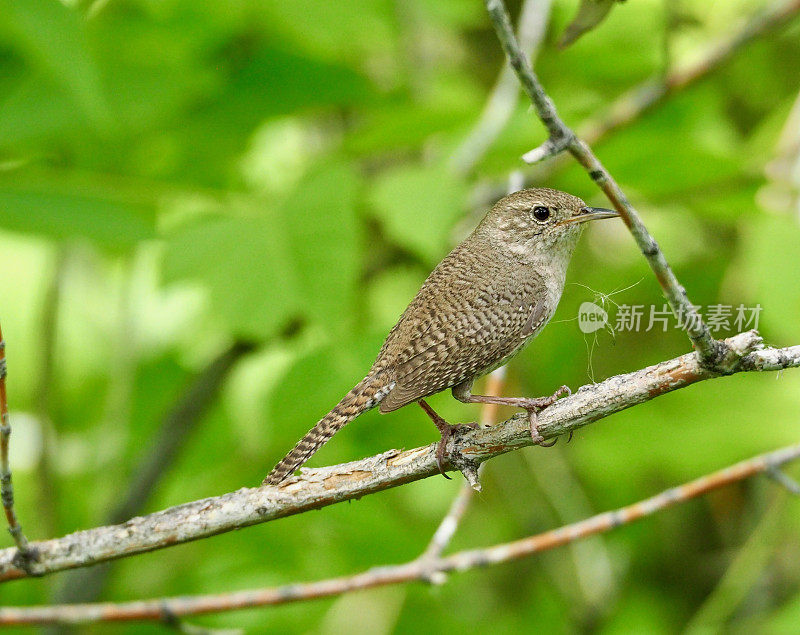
264, 188, 618, 485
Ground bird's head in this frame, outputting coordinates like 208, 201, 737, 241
478, 187, 618, 258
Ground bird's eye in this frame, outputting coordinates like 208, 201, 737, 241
532, 206, 550, 222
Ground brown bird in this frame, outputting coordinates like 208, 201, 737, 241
264, 188, 618, 485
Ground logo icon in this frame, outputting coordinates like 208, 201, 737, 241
578, 301, 608, 334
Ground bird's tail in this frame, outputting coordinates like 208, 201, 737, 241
263, 373, 392, 485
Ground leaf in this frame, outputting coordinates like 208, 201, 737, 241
259, 0, 399, 66
0, 184, 154, 251
277, 162, 362, 331
559, 0, 620, 49
0, 0, 107, 125
735, 212, 800, 344
368, 163, 467, 263
163, 215, 301, 340
265, 333, 386, 459
231, 45, 373, 117
163, 162, 361, 339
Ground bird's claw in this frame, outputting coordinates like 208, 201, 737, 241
435, 422, 479, 479
522, 385, 571, 447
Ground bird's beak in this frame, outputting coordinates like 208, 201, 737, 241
559, 206, 619, 225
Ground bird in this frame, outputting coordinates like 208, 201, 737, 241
264, 187, 618, 485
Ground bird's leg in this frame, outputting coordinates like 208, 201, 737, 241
452, 381, 570, 446
418, 399, 478, 479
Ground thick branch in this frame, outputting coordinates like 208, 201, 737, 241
484, 0, 721, 364
2, 440, 799, 626
0, 331, 796, 583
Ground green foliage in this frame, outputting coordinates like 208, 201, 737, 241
368, 163, 467, 263
1, 0, 800, 632
559, 0, 620, 49
0, 183, 154, 249
163, 163, 361, 338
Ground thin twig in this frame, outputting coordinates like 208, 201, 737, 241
417, 484, 475, 586
0, 321, 35, 567
523, 446, 617, 610
577, 0, 800, 149
449, 0, 553, 175
111, 341, 256, 526
765, 466, 800, 495
683, 493, 791, 634
2, 441, 799, 626
35, 248, 68, 540
476, 0, 800, 204
161, 601, 243, 635
484, 0, 721, 364
0, 331, 796, 583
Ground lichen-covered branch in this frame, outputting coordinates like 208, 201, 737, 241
2, 438, 799, 626
484, 0, 721, 364
0, 331, 797, 583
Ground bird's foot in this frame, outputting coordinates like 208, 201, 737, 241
435, 422, 479, 479
518, 385, 571, 446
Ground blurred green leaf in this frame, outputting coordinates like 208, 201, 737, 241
278, 162, 362, 331
0, 184, 154, 250
559, 0, 620, 49
163, 162, 361, 339
368, 163, 467, 263
260, 0, 399, 66
736, 211, 800, 344
230, 45, 373, 117
0, 77, 91, 148
163, 214, 301, 340
265, 332, 384, 458
0, 0, 107, 125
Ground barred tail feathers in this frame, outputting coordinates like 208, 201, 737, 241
263, 375, 393, 485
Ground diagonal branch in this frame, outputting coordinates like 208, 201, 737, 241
508, 0, 800, 197
106, 341, 256, 528
2, 439, 799, 626
484, 0, 721, 364
474, 0, 800, 206
0, 331, 797, 583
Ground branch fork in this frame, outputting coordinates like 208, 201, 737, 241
522, 131, 575, 164
3, 440, 800, 626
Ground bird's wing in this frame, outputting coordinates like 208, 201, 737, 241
379, 281, 545, 413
